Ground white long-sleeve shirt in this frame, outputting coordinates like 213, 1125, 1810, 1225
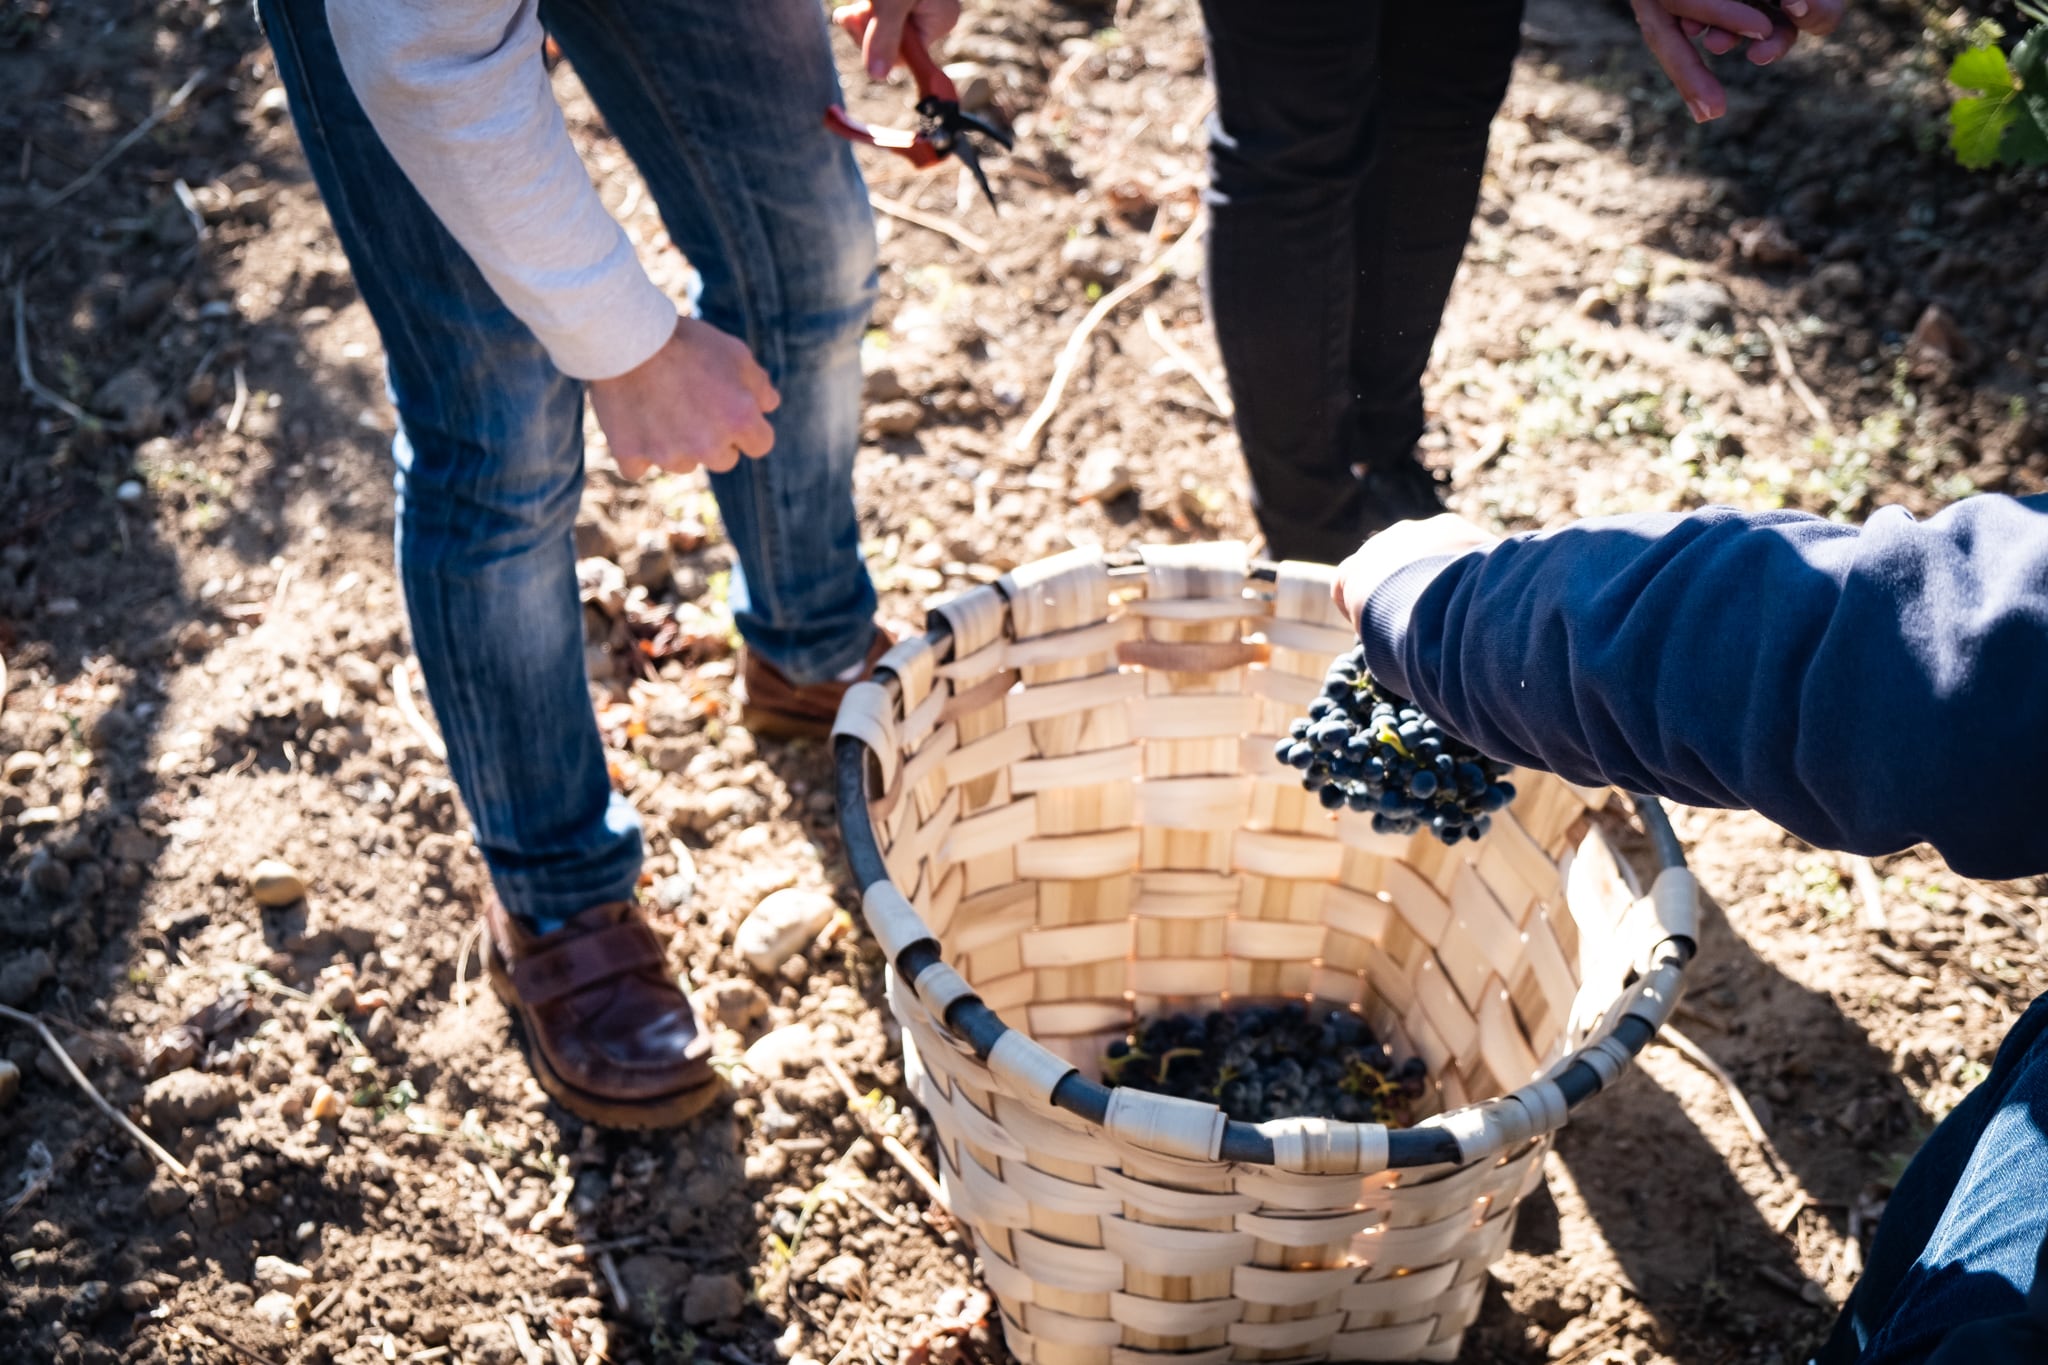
327, 0, 677, 379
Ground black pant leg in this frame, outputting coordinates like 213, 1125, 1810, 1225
1349, 0, 1525, 473
1199, 0, 1382, 566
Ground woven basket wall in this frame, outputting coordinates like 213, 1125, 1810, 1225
831, 543, 1694, 1365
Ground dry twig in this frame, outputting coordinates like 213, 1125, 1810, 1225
38, 69, 208, 209
0, 1004, 190, 1178
1013, 215, 1206, 453
820, 1054, 949, 1212
1141, 305, 1233, 417
1659, 1022, 1784, 1181
597, 1249, 630, 1313
187, 1319, 284, 1365
507, 1314, 546, 1365
1844, 855, 1888, 933
13, 272, 98, 428
1757, 315, 1835, 438
225, 363, 249, 436
391, 658, 449, 761
452, 920, 483, 1013
869, 193, 989, 256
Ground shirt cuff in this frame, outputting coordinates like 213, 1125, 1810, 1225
537, 269, 678, 381
1358, 553, 1460, 703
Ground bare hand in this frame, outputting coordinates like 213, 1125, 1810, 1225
1331, 515, 1499, 629
833, 0, 963, 82
587, 317, 779, 479
1650, 0, 1849, 120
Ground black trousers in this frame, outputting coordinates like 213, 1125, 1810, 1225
1200, 0, 1525, 565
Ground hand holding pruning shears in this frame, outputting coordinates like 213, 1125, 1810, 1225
825, 0, 1014, 211
1631, 0, 1846, 122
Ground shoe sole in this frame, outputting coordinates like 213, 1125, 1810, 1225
484, 945, 722, 1130
737, 700, 836, 741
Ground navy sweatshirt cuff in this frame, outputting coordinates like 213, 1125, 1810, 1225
1358, 553, 1460, 701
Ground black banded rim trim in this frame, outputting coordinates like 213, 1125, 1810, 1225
836, 575, 1694, 1171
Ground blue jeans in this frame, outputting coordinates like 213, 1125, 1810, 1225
260, 0, 879, 930
1818, 994, 2048, 1363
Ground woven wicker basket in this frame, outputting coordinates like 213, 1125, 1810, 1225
830, 543, 1698, 1364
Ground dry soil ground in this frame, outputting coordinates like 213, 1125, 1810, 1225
3, 0, 2047, 1362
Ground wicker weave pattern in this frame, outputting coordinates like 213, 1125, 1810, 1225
838, 544, 1667, 1364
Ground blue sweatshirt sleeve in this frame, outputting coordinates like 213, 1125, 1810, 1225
1358, 495, 2048, 880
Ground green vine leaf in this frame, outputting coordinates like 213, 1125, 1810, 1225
1949, 44, 2016, 169
1950, 43, 2014, 96
1951, 93, 2016, 168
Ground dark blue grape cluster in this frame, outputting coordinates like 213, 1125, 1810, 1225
1102, 1003, 1426, 1126
1276, 644, 1516, 845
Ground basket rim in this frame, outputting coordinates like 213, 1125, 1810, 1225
833, 554, 1698, 1172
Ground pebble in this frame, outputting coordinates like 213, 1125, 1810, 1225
254, 1255, 312, 1292
336, 653, 384, 698
0, 948, 55, 1006
866, 399, 923, 438
682, 1272, 746, 1326
1909, 304, 1976, 369
0, 1059, 18, 1108
779, 954, 811, 986
576, 557, 627, 617
2, 750, 40, 784
698, 977, 770, 1031
621, 532, 673, 591
844, 1137, 880, 1172
1811, 261, 1865, 301
309, 1084, 345, 1121
115, 479, 145, 504
743, 1024, 820, 1079
65, 1280, 109, 1323
363, 1006, 398, 1050
141, 1069, 237, 1130
251, 1290, 297, 1327
743, 1145, 789, 1181
1730, 216, 1803, 267
862, 365, 907, 404
735, 888, 837, 974
1060, 234, 1125, 289
942, 61, 994, 111
1643, 279, 1733, 338
145, 1024, 203, 1077
1074, 444, 1134, 503
650, 866, 697, 912
617, 1254, 690, 1326
144, 1178, 191, 1217
25, 849, 69, 899
92, 366, 164, 436
573, 513, 621, 562
247, 858, 306, 907
816, 1255, 865, 1295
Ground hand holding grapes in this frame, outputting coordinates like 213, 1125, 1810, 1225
1330, 514, 1498, 632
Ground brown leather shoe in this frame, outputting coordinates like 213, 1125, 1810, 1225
483, 899, 720, 1128
737, 627, 893, 739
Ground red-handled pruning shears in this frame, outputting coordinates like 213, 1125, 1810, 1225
824, 17, 1013, 212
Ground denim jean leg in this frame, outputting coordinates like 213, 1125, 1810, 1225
260, 0, 642, 932
1199, 0, 1381, 567
1822, 995, 2048, 1363
539, 0, 879, 686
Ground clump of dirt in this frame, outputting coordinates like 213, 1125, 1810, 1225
1, 0, 2042, 1361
